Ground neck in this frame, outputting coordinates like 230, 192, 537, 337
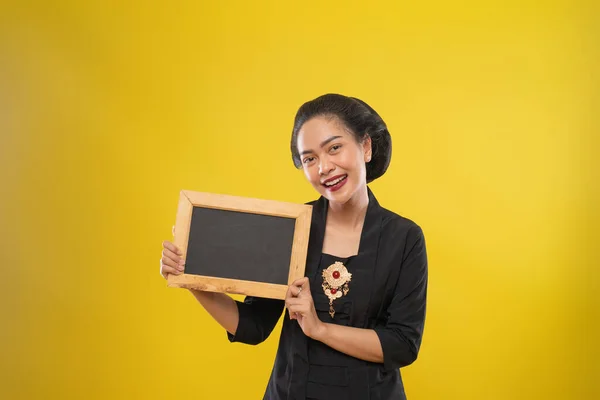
327, 185, 369, 230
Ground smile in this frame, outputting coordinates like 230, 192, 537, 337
322, 174, 348, 191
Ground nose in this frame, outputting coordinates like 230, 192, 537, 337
318, 156, 334, 176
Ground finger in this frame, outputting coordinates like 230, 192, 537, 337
161, 250, 183, 267
161, 264, 183, 275
163, 240, 182, 256
285, 284, 298, 299
292, 279, 310, 298
162, 254, 184, 272
162, 247, 184, 266
291, 277, 310, 289
288, 309, 297, 320
287, 304, 308, 315
286, 285, 304, 298
285, 298, 304, 308
160, 259, 182, 279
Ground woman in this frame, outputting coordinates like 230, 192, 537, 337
160, 94, 428, 399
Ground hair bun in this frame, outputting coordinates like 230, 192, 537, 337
349, 97, 391, 183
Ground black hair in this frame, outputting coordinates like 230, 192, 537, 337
290, 93, 391, 183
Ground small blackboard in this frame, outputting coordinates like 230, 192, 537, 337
167, 190, 312, 299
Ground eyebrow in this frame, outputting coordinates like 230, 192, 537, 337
299, 136, 343, 156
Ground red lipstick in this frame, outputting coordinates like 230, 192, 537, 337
321, 174, 348, 192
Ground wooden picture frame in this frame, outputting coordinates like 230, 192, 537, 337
167, 190, 313, 300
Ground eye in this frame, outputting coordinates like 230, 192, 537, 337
303, 156, 316, 165
329, 144, 342, 152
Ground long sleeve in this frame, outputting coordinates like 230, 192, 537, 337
227, 296, 285, 345
374, 225, 428, 370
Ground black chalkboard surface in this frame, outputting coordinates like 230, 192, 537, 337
168, 190, 312, 300
185, 207, 295, 285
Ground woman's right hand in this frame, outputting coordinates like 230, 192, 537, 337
160, 226, 185, 280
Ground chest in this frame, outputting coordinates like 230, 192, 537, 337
306, 252, 388, 329
321, 222, 363, 258
305, 201, 403, 329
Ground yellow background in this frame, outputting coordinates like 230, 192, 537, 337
1, 1, 598, 399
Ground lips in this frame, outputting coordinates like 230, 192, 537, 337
322, 174, 347, 186
321, 174, 348, 192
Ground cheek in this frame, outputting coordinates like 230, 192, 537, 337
340, 152, 362, 172
303, 166, 318, 183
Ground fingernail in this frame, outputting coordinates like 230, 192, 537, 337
179, 259, 185, 265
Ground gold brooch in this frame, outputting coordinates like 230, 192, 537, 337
322, 261, 352, 318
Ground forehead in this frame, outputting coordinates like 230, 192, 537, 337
297, 116, 354, 151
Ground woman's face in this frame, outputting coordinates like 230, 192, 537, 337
297, 116, 372, 205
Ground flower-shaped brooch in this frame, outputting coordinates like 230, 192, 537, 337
321, 261, 352, 318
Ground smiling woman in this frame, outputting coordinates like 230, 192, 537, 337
160, 93, 428, 400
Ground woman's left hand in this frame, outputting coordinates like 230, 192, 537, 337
285, 277, 326, 340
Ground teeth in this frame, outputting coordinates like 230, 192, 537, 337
325, 176, 346, 186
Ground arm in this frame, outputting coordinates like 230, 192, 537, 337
188, 289, 239, 335
313, 323, 384, 363
227, 295, 285, 345
289, 225, 428, 368
372, 226, 428, 370
189, 289, 285, 345
162, 239, 284, 344
286, 284, 384, 363
162, 240, 242, 336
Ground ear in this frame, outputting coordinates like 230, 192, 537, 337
362, 135, 373, 162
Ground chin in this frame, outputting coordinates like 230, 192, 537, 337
321, 184, 355, 205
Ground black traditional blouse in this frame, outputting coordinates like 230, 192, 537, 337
227, 188, 428, 400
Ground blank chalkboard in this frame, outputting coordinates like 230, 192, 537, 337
186, 207, 295, 284
167, 190, 312, 300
